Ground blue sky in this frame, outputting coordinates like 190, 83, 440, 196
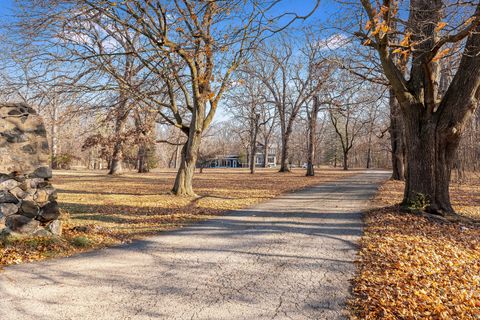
0, 0, 342, 121
0, 0, 14, 15
0, 0, 340, 22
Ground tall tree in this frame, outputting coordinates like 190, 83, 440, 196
356, 0, 480, 215
84, 0, 319, 194
247, 37, 320, 172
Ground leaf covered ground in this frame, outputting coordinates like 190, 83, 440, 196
0, 167, 353, 268
351, 176, 480, 319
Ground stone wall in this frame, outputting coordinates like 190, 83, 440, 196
0, 103, 61, 236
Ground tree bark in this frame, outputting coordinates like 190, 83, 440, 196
108, 113, 128, 175
279, 124, 292, 172
343, 151, 348, 171
401, 111, 460, 214
389, 92, 406, 180
263, 138, 269, 168
366, 146, 372, 169
172, 132, 201, 196
137, 143, 149, 173
306, 96, 319, 176
249, 113, 260, 174
50, 105, 59, 169
172, 100, 205, 196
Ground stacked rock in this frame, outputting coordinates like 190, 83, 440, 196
0, 103, 62, 236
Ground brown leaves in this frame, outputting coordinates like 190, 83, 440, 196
350, 179, 480, 319
435, 21, 448, 32
432, 48, 451, 62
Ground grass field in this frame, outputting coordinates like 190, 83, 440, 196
0, 167, 354, 267
351, 175, 480, 319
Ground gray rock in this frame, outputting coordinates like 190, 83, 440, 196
5, 214, 40, 234
34, 189, 49, 203
28, 178, 46, 189
46, 219, 62, 236
21, 144, 37, 154
30, 167, 52, 179
0, 203, 19, 217
9, 187, 28, 199
33, 229, 52, 237
0, 178, 19, 190
13, 175, 26, 182
38, 201, 60, 222
19, 200, 39, 218
0, 190, 19, 204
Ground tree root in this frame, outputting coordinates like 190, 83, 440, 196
408, 208, 480, 226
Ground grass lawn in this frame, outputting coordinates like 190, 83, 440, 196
0, 167, 354, 267
350, 175, 480, 319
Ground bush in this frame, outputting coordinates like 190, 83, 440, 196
70, 236, 92, 248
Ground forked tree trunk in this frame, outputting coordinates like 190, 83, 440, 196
172, 111, 203, 196
389, 92, 406, 180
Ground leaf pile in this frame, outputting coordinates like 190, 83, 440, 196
350, 179, 480, 319
1, 167, 353, 268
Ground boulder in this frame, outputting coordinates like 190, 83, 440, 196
30, 166, 52, 179
6, 215, 40, 234
0, 179, 19, 190
19, 200, 39, 218
38, 201, 60, 222
46, 219, 62, 236
0, 191, 19, 204
0, 203, 19, 217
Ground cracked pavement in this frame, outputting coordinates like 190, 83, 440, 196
0, 170, 390, 320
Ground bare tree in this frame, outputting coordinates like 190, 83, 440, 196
246, 36, 321, 172
82, 0, 319, 194
353, 0, 480, 215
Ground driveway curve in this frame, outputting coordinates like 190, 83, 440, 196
0, 170, 390, 320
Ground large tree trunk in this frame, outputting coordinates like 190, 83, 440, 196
172, 101, 204, 196
172, 133, 201, 196
389, 92, 406, 180
108, 114, 128, 175
402, 108, 461, 215
306, 96, 319, 176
